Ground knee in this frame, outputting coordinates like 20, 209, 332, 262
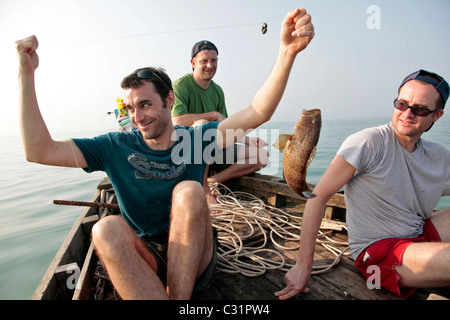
172, 181, 207, 216
431, 208, 450, 242
172, 181, 204, 205
192, 119, 209, 126
92, 215, 128, 250
257, 147, 269, 168
242, 145, 269, 168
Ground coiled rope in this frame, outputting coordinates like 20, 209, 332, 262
209, 183, 349, 277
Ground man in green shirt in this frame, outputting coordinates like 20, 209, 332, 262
172, 40, 269, 203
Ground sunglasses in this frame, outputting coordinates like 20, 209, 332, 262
137, 69, 171, 89
393, 98, 437, 117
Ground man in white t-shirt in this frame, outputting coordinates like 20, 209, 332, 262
276, 69, 450, 299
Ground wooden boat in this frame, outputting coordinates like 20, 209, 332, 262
32, 173, 450, 300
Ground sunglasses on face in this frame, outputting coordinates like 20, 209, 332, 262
393, 98, 437, 117
136, 69, 171, 89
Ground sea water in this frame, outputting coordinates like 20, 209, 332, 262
0, 117, 449, 299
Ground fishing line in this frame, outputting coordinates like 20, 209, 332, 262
36, 14, 278, 207
37, 92, 106, 207
42, 21, 273, 49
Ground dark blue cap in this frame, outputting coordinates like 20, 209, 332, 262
191, 40, 218, 58
399, 69, 449, 108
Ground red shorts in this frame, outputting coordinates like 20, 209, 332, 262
355, 219, 441, 298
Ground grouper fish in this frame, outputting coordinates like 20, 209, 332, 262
273, 109, 321, 196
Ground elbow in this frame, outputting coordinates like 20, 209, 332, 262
171, 118, 180, 126
262, 112, 273, 124
24, 151, 43, 164
23, 144, 50, 164
249, 104, 273, 127
257, 113, 273, 128
171, 116, 188, 126
21, 135, 58, 165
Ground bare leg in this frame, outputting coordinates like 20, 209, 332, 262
166, 181, 214, 299
396, 208, 450, 288
208, 144, 269, 185
430, 207, 450, 241
203, 165, 218, 204
91, 215, 168, 299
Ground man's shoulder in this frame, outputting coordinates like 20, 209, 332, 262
81, 130, 141, 145
338, 123, 389, 165
345, 123, 390, 145
421, 137, 450, 156
208, 80, 225, 98
209, 79, 223, 90
173, 73, 194, 88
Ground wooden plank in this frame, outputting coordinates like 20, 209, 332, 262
427, 293, 449, 300
33, 190, 101, 300
98, 176, 112, 190
54, 262, 79, 299
73, 194, 120, 299
73, 242, 98, 300
82, 214, 99, 236
316, 260, 402, 300
210, 272, 281, 300
264, 268, 353, 300
227, 174, 346, 209
191, 280, 230, 300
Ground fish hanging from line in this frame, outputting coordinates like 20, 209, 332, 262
273, 109, 321, 197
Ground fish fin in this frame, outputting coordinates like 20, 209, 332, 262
272, 134, 292, 152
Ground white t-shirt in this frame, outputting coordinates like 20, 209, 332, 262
337, 122, 450, 259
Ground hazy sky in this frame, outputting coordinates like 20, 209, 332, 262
1, 0, 449, 137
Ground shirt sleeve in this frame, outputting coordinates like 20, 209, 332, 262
72, 134, 114, 173
337, 127, 384, 175
444, 148, 450, 196
216, 85, 228, 118
171, 79, 189, 117
199, 121, 220, 163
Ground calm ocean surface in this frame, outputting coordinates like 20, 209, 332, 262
1, 117, 449, 299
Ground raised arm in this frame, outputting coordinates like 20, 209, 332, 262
171, 111, 226, 126
217, 8, 315, 148
16, 35, 87, 168
275, 156, 356, 300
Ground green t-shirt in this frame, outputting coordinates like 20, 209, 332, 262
171, 73, 228, 118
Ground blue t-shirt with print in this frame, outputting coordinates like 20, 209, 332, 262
73, 122, 219, 241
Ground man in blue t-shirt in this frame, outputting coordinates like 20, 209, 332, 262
16, 8, 315, 299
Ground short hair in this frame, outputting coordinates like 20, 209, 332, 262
120, 67, 173, 101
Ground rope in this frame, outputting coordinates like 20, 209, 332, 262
209, 183, 349, 277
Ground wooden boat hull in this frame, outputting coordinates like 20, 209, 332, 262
33, 180, 118, 300
33, 174, 450, 300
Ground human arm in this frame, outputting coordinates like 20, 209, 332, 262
171, 77, 227, 126
237, 136, 268, 148
171, 111, 226, 126
275, 155, 356, 300
216, 8, 314, 149
16, 35, 87, 168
